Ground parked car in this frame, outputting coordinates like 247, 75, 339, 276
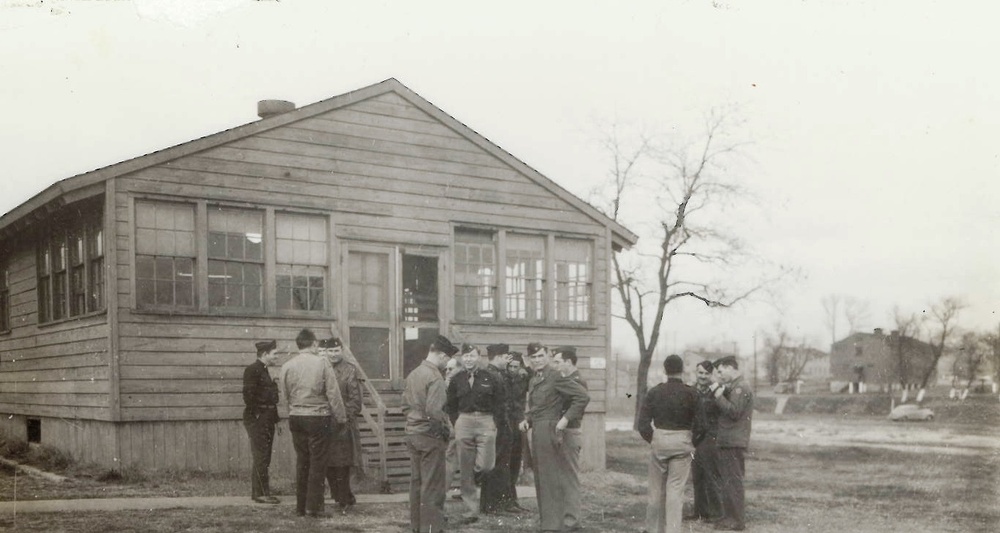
888, 404, 934, 421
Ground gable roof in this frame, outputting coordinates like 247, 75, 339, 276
0, 78, 637, 248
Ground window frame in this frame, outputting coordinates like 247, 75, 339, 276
452, 224, 596, 327
35, 199, 107, 326
131, 196, 333, 318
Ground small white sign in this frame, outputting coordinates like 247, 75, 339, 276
589, 357, 607, 369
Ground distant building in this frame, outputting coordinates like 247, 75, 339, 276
830, 328, 935, 392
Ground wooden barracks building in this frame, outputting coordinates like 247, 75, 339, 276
0, 79, 636, 485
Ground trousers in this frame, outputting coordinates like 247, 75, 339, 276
717, 447, 747, 527
406, 433, 447, 533
243, 407, 277, 499
289, 415, 332, 515
455, 412, 496, 517
692, 436, 723, 520
646, 429, 694, 533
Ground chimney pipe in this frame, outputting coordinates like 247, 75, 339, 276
258, 99, 296, 119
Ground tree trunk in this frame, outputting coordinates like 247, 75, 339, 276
632, 348, 655, 431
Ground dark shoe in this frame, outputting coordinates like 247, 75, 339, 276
683, 513, 699, 521
253, 496, 280, 504
305, 511, 331, 519
456, 516, 479, 525
714, 521, 745, 531
340, 503, 354, 515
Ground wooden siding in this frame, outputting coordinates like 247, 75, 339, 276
0, 244, 112, 421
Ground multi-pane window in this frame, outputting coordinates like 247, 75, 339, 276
505, 233, 545, 321
454, 229, 496, 320
36, 200, 105, 324
554, 238, 592, 323
134, 199, 329, 316
208, 207, 263, 311
0, 266, 10, 333
135, 201, 196, 309
275, 213, 327, 311
453, 227, 594, 325
348, 252, 389, 322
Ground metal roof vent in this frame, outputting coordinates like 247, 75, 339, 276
257, 99, 296, 119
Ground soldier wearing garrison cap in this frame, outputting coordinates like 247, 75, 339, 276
480, 343, 520, 513
519, 342, 590, 532
243, 339, 281, 504
402, 333, 457, 533
319, 337, 363, 514
711, 356, 754, 531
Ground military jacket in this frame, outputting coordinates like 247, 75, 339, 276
694, 382, 721, 445
562, 370, 589, 429
242, 360, 279, 415
714, 375, 754, 448
525, 366, 589, 426
446, 364, 507, 425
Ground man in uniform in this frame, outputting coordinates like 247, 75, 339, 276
504, 350, 530, 507
242, 339, 281, 504
442, 354, 462, 499
479, 343, 516, 514
446, 343, 506, 524
320, 337, 363, 514
637, 354, 698, 533
519, 342, 590, 533
403, 334, 458, 533
279, 328, 348, 518
712, 356, 754, 531
689, 359, 723, 523
552, 346, 587, 530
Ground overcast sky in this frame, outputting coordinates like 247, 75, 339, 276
2, 0, 997, 358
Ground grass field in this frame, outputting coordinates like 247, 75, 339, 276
2, 404, 998, 532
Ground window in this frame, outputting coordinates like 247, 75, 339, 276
208, 206, 263, 311
36, 199, 105, 324
134, 199, 329, 316
275, 213, 327, 312
454, 229, 496, 320
505, 233, 545, 321
453, 227, 594, 325
0, 265, 9, 333
136, 201, 196, 310
554, 238, 592, 323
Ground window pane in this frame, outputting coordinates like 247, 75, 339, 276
349, 327, 391, 380
348, 252, 388, 321
505, 233, 545, 321
402, 255, 438, 322
555, 238, 592, 323
454, 229, 497, 320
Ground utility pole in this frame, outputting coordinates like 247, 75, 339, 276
753, 332, 758, 393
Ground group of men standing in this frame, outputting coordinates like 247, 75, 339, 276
241, 328, 363, 519
403, 335, 592, 533
637, 354, 754, 533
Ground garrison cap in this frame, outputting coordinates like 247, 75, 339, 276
526, 342, 547, 357
255, 339, 277, 354
486, 344, 510, 357
432, 334, 459, 356
318, 337, 342, 349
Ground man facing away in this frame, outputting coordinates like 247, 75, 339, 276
278, 328, 347, 518
637, 354, 698, 533
503, 350, 530, 508
319, 337, 363, 515
479, 343, 517, 514
445, 343, 506, 524
552, 346, 587, 531
242, 339, 281, 504
519, 342, 590, 533
711, 355, 754, 532
403, 334, 458, 533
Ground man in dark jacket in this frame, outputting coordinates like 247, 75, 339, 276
712, 356, 754, 531
504, 350, 530, 505
637, 354, 698, 533
552, 346, 587, 530
446, 343, 507, 524
242, 339, 281, 504
689, 359, 723, 522
479, 343, 516, 514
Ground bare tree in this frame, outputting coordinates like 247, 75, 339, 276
821, 294, 841, 347
954, 332, 988, 389
890, 306, 925, 389
592, 111, 785, 428
764, 325, 821, 386
843, 296, 871, 335
919, 296, 965, 390
763, 326, 789, 387
985, 324, 1000, 388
